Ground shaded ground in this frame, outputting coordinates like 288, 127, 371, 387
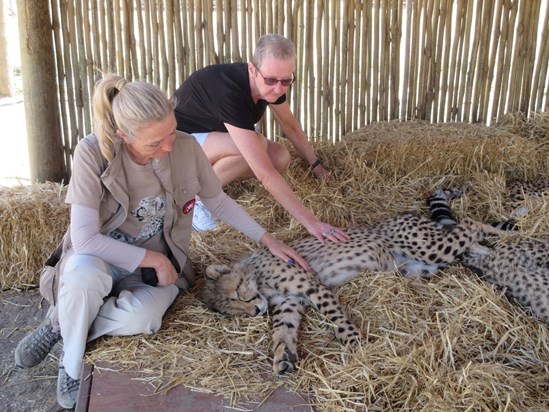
0, 290, 313, 412
0, 289, 63, 411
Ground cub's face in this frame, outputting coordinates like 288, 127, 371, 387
201, 263, 268, 317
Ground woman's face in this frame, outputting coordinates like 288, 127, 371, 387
120, 111, 177, 164
249, 56, 295, 103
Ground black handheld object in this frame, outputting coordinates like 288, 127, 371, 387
142, 267, 159, 286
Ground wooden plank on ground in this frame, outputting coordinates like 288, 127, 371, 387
76, 362, 315, 412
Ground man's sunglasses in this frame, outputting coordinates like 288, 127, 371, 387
254, 65, 296, 87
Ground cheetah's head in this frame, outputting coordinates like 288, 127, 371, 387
200, 263, 268, 317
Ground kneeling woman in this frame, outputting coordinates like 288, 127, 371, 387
14, 73, 308, 409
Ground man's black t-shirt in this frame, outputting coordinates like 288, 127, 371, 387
173, 63, 286, 133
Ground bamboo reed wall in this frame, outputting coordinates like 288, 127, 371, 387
50, 0, 549, 179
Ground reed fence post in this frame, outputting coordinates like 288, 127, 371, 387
17, 0, 64, 182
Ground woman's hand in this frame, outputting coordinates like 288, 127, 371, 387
305, 219, 349, 244
312, 163, 331, 179
140, 250, 178, 286
259, 233, 311, 272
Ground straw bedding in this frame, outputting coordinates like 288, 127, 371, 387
2, 118, 549, 410
0, 182, 68, 291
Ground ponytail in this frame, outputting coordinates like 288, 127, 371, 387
91, 74, 174, 161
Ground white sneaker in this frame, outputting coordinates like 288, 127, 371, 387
192, 200, 218, 231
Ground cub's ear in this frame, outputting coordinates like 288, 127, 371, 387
205, 264, 232, 280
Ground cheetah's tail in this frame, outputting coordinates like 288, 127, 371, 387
462, 218, 518, 237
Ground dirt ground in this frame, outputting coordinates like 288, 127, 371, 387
0, 288, 64, 411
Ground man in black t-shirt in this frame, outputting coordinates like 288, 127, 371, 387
173, 34, 348, 245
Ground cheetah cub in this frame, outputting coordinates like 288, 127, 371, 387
431, 187, 549, 323
462, 240, 549, 323
201, 198, 511, 374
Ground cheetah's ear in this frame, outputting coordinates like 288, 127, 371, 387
205, 264, 232, 280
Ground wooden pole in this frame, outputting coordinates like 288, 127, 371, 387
407, 0, 420, 119
0, 0, 12, 97
521, 0, 539, 114
360, 0, 371, 127
532, 3, 549, 111
448, 0, 465, 121
50, 0, 71, 176
371, 0, 379, 122
390, 0, 401, 121
16, 0, 64, 183
496, 0, 518, 119
321, 0, 330, 136
314, 0, 323, 138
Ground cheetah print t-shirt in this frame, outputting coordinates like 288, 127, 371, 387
108, 148, 169, 255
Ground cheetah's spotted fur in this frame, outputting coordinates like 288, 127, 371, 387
431, 180, 549, 322
201, 210, 509, 374
431, 185, 549, 323
462, 240, 549, 322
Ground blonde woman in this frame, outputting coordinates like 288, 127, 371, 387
14, 74, 308, 409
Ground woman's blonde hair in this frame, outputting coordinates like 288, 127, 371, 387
92, 74, 174, 161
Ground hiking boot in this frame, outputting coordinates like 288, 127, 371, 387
192, 200, 218, 231
15, 318, 61, 368
57, 365, 80, 409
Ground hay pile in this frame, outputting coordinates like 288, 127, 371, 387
0, 182, 68, 291
1, 118, 548, 410
87, 119, 549, 411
